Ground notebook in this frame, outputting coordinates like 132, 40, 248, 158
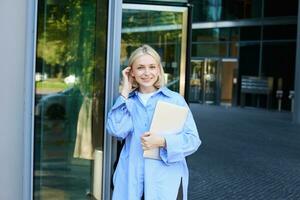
143, 101, 189, 160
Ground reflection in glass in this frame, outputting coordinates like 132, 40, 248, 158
191, 0, 262, 22
239, 42, 260, 76
192, 43, 228, 57
34, 0, 107, 199
121, 5, 187, 93
263, 25, 297, 40
192, 29, 220, 42
220, 0, 262, 20
264, 0, 298, 17
229, 42, 238, 57
193, 28, 239, 42
220, 60, 238, 106
189, 59, 218, 104
189, 60, 204, 102
190, 0, 221, 22
189, 59, 238, 106
262, 42, 296, 110
191, 28, 239, 58
240, 26, 261, 41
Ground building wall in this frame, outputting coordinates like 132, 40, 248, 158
0, 0, 27, 199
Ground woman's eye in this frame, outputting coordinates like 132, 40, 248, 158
150, 65, 156, 69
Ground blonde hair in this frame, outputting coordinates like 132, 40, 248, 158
128, 44, 165, 89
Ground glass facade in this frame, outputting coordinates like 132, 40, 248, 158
264, 0, 298, 17
33, 0, 107, 199
191, 0, 298, 21
188, 1, 300, 200
191, 0, 262, 22
192, 28, 239, 58
189, 1, 298, 110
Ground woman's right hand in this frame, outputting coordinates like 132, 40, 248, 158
121, 66, 133, 99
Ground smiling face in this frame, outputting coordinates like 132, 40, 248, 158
130, 54, 160, 93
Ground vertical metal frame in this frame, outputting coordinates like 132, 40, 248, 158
122, 3, 189, 96
293, 0, 300, 124
103, 0, 123, 199
184, 3, 193, 101
179, 7, 188, 96
23, 0, 38, 199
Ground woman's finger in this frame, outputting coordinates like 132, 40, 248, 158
122, 67, 131, 76
142, 132, 151, 137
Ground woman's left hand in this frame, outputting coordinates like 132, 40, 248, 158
141, 132, 166, 150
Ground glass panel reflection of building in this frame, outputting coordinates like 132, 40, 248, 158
189, 0, 297, 111
34, 0, 107, 199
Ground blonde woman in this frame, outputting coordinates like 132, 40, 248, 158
107, 45, 201, 200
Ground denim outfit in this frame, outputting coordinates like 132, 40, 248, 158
107, 87, 201, 200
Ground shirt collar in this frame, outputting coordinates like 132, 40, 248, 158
128, 86, 172, 98
128, 90, 137, 98
128, 86, 172, 97
156, 86, 173, 97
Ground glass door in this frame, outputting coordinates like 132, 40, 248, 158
189, 58, 238, 106
190, 58, 219, 104
121, 3, 188, 95
203, 58, 219, 104
33, 0, 108, 199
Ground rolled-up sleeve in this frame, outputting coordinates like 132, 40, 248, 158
160, 108, 201, 165
106, 96, 134, 140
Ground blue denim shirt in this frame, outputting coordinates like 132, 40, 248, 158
107, 87, 201, 200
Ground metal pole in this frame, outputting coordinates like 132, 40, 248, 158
23, 0, 38, 199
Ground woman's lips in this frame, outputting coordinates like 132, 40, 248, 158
141, 77, 152, 82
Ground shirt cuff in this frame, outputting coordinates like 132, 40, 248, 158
159, 134, 184, 164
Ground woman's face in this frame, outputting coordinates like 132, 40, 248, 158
131, 54, 160, 93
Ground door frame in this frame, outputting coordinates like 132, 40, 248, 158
103, 0, 123, 200
104, 2, 191, 199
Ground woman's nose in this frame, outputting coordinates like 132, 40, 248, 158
144, 68, 150, 75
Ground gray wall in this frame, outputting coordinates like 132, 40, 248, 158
0, 0, 28, 199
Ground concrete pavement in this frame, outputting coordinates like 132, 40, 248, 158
188, 104, 300, 200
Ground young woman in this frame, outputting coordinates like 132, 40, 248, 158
107, 45, 201, 200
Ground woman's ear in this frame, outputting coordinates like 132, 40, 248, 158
130, 68, 135, 77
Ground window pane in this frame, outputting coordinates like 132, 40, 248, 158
34, 0, 107, 199
192, 43, 228, 57
191, 0, 262, 22
239, 42, 260, 76
229, 42, 238, 57
262, 42, 296, 110
263, 25, 297, 40
192, 29, 220, 42
240, 26, 261, 41
190, 0, 220, 22
193, 28, 239, 43
220, 0, 262, 20
264, 0, 298, 17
